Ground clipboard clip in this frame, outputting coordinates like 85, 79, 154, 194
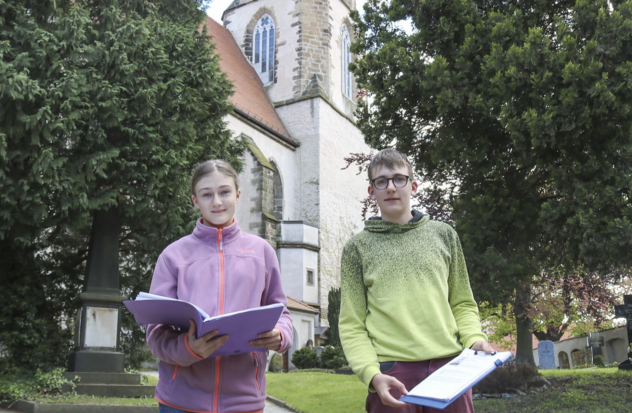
474, 350, 497, 355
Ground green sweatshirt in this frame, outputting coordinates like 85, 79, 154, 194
339, 214, 487, 388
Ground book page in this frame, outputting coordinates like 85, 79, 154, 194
136, 292, 211, 320
407, 349, 512, 401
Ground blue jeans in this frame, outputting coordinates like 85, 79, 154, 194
159, 403, 190, 413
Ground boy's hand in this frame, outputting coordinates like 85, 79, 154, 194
371, 373, 408, 407
471, 340, 494, 354
187, 319, 229, 358
250, 328, 282, 351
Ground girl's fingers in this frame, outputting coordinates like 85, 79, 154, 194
201, 330, 220, 342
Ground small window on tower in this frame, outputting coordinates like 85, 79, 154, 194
306, 269, 314, 286
252, 15, 275, 85
341, 25, 352, 99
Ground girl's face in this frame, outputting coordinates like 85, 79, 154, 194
192, 171, 240, 228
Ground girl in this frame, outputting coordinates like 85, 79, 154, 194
146, 159, 293, 413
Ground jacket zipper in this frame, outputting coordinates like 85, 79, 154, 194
253, 351, 261, 392
214, 228, 225, 413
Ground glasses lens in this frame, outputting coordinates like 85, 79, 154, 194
374, 178, 388, 189
394, 176, 408, 187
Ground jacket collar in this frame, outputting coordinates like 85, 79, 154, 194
192, 217, 241, 244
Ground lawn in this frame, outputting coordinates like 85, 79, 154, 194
266, 369, 632, 413
266, 371, 366, 413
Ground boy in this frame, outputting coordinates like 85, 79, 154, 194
339, 149, 492, 413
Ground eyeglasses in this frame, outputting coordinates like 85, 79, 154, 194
371, 175, 410, 190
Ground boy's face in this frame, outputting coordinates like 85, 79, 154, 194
368, 164, 417, 224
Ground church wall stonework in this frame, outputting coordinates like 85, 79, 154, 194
276, 97, 369, 317
222, 0, 368, 326
227, 114, 298, 230
223, 0, 356, 108
223, 0, 297, 102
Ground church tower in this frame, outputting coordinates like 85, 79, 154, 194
221, 0, 369, 343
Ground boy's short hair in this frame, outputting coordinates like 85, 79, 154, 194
368, 149, 414, 182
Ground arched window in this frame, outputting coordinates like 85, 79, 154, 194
253, 15, 275, 85
341, 25, 352, 99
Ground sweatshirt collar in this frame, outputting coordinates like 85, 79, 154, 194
365, 210, 429, 233
192, 217, 241, 244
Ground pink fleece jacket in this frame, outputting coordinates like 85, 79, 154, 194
146, 218, 293, 413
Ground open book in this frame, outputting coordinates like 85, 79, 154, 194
124, 292, 285, 357
400, 349, 513, 409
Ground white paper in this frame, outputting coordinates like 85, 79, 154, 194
407, 349, 513, 402
136, 292, 211, 320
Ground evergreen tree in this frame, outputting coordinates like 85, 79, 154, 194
351, 0, 632, 364
0, 0, 244, 371
327, 287, 342, 347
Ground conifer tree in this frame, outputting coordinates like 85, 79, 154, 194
352, 0, 632, 364
0, 0, 243, 371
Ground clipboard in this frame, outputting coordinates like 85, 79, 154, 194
400, 349, 513, 409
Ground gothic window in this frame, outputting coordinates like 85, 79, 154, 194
253, 15, 275, 85
341, 25, 352, 99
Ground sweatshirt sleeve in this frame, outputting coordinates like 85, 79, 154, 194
262, 243, 293, 353
145, 254, 203, 367
446, 228, 488, 349
339, 241, 381, 390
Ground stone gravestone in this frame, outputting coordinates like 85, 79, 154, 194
538, 340, 556, 369
614, 295, 632, 371
588, 333, 605, 358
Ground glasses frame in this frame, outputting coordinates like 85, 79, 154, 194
371, 175, 410, 190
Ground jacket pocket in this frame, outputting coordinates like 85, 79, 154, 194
379, 361, 396, 374
171, 364, 178, 381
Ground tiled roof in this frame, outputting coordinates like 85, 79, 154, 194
200, 17, 296, 146
287, 297, 320, 314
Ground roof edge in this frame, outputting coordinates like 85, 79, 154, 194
233, 106, 299, 149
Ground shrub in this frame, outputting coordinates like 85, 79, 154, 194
291, 347, 320, 370
473, 361, 540, 394
593, 355, 605, 368
0, 368, 75, 402
320, 345, 348, 370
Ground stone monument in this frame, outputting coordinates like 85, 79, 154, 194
538, 340, 556, 369
614, 295, 632, 371
588, 332, 605, 359
68, 207, 126, 372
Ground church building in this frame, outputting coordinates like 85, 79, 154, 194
202, 0, 370, 368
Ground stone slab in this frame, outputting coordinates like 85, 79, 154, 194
63, 373, 142, 385
0, 402, 157, 413
67, 351, 125, 373
538, 340, 556, 369
61, 384, 155, 398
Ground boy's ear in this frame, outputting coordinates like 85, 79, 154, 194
411, 181, 418, 196
368, 185, 376, 200
236, 189, 241, 203
191, 194, 199, 209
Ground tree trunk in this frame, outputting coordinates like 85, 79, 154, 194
514, 282, 536, 366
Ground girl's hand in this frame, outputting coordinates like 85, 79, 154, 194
187, 319, 229, 358
249, 328, 282, 351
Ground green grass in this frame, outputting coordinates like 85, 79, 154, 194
475, 369, 632, 413
266, 369, 632, 413
541, 367, 619, 377
266, 371, 366, 413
